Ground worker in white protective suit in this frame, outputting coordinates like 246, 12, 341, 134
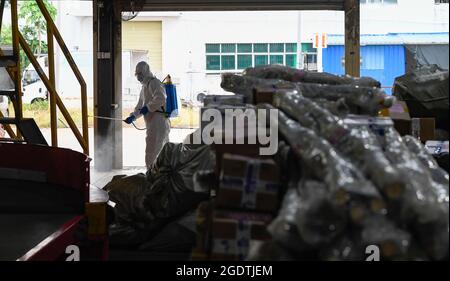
125, 61, 170, 169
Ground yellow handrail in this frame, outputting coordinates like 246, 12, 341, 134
3, 0, 89, 153
34, 0, 88, 153
0, 111, 17, 139
47, 25, 57, 147
18, 32, 89, 153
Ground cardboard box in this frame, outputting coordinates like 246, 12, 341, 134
253, 87, 275, 105
210, 210, 273, 261
380, 101, 411, 136
411, 118, 435, 142
381, 100, 411, 120
380, 101, 435, 141
425, 141, 449, 155
216, 154, 281, 212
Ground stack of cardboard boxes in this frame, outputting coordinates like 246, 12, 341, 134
191, 98, 282, 260
208, 154, 281, 261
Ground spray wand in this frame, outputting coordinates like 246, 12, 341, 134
89, 115, 147, 130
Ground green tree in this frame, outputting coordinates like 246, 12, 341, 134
0, 24, 12, 45
18, 0, 56, 68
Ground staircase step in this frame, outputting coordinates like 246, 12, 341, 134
0, 118, 48, 146
0, 138, 26, 144
0, 90, 16, 99
0, 55, 18, 67
0, 117, 18, 124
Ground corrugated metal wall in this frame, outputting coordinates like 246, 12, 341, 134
323, 45, 405, 94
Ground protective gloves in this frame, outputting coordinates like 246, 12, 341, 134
139, 105, 149, 115
124, 115, 136, 124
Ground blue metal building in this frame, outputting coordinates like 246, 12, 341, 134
322, 33, 449, 94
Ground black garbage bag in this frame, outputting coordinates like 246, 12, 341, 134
143, 143, 214, 220
104, 174, 150, 226
393, 65, 449, 131
104, 143, 214, 247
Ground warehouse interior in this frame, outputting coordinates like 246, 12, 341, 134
0, 0, 448, 262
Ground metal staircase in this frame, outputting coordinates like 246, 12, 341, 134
0, 0, 89, 154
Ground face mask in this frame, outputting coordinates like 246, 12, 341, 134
136, 73, 144, 83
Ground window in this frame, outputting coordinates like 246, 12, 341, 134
206, 55, 220, 70
221, 55, 235, 70
255, 55, 268, 66
254, 43, 268, 53
238, 44, 252, 53
221, 44, 236, 53
270, 43, 284, 53
23, 69, 41, 86
238, 55, 252, 69
286, 43, 297, 53
285, 54, 297, 68
206, 43, 299, 71
301, 43, 318, 71
270, 55, 284, 65
206, 44, 220, 53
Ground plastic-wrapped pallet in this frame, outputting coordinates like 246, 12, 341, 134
243, 65, 381, 87
259, 103, 383, 215
360, 215, 411, 260
203, 94, 246, 106
403, 136, 449, 187
318, 236, 364, 261
221, 73, 393, 115
296, 83, 395, 116
382, 127, 449, 260
272, 89, 405, 199
295, 180, 348, 247
266, 188, 313, 255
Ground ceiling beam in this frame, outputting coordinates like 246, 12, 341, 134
133, 0, 345, 11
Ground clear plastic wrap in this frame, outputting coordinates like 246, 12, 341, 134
295, 180, 348, 246
297, 83, 394, 116
221, 73, 393, 115
403, 135, 449, 187
246, 241, 297, 261
266, 188, 313, 255
220, 73, 295, 103
259, 103, 382, 209
383, 127, 448, 222
318, 236, 364, 261
243, 64, 381, 87
360, 216, 411, 260
203, 94, 246, 106
272, 90, 405, 198
310, 97, 350, 117
382, 127, 449, 260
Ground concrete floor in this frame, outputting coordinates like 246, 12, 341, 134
90, 167, 146, 190
41, 127, 196, 167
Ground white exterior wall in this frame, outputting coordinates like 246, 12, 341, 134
54, 0, 448, 100
161, 11, 303, 99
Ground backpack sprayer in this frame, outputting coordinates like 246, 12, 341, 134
90, 74, 179, 130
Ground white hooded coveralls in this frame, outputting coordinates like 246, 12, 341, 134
132, 63, 170, 169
